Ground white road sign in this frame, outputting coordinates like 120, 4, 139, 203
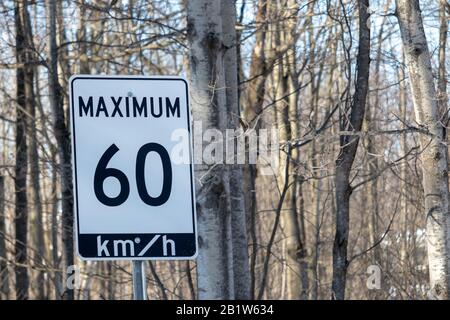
69, 75, 197, 260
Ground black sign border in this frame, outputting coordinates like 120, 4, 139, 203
70, 75, 197, 260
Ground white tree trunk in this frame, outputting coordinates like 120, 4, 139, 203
187, 0, 233, 299
396, 0, 450, 299
221, 0, 251, 300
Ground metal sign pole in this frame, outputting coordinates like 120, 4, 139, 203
132, 260, 147, 300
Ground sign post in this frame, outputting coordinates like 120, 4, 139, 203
132, 260, 147, 300
69, 75, 197, 299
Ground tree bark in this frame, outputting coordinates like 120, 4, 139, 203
14, 0, 30, 300
438, 0, 448, 120
0, 176, 9, 299
396, 0, 450, 299
286, 0, 309, 299
221, 0, 251, 300
50, 145, 62, 299
77, 0, 90, 74
365, 10, 388, 273
273, 1, 306, 299
242, 0, 268, 299
47, 0, 74, 300
187, 0, 233, 299
21, 1, 46, 298
332, 0, 370, 300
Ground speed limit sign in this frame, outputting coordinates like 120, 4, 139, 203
69, 75, 197, 260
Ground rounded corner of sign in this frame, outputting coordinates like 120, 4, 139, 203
69, 75, 82, 87
187, 248, 198, 260
76, 249, 90, 261
176, 77, 189, 88
76, 254, 89, 261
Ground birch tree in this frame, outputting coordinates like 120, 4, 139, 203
187, 0, 233, 299
438, 0, 447, 124
396, 0, 450, 300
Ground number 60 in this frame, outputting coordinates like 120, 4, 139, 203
93, 143, 172, 207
